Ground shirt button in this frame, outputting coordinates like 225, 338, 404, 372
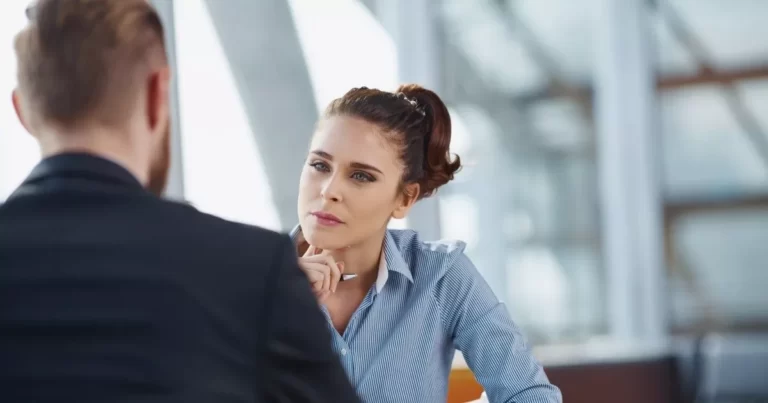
341, 348, 348, 356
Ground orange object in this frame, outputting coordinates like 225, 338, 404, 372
447, 368, 483, 403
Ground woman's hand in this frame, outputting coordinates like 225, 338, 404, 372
298, 245, 344, 303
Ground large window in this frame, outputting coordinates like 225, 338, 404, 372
173, 0, 280, 229
652, 0, 768, 332
0, 0, 40, 202
436, 0, 768, 345
287, 0, 407, 230
173, 0, 406, 230
288, 0, 398, 113
437, 0, 604, 344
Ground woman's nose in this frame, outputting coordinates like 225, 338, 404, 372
320, 176, 343, 202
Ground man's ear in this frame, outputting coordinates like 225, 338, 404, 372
392, 183, 420, 219
146, 66, 170, 136
12, 89, 33, 135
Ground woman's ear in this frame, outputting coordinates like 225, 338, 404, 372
392, 183, 419, 219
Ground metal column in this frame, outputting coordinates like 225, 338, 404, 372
151, 0, 185, 201
593, 0, 666, 341
203, 0, 318, 230
375, 0, 443, 240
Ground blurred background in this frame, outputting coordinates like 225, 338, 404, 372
2, 0, 767, 401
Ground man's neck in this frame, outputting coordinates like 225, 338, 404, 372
36, 125, 149, 186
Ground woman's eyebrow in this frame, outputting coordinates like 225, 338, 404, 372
310, 150, 384, 174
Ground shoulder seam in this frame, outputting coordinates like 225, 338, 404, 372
428, 247, 466, 338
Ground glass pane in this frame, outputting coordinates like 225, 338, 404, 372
666, 0, 768, 69
660, 85, 768, 199
506, 245, 603, 343
651, 10, 698, 76
670, 209, 768, 329
657, 0, 768, 334
0, 0, 40, 202
738, 78, 768, 135
511, 0, 598, 82
527, 97, 591, 151
174, 0, 280, 229
288, 0, 398, 112
439, 0, 546, 95
437, 0, 604, 343
507, 155, 598, 242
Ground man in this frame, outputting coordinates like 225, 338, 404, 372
0, 1, 360, 402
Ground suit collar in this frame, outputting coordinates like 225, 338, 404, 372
12, 152, 145, 198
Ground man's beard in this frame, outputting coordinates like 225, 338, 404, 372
146, 124, 170, 197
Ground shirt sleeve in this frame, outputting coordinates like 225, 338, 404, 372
434, 250, 562, 403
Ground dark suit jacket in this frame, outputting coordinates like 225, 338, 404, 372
0, 153, 360, 403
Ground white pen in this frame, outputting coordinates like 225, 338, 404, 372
340, 274, 358, 281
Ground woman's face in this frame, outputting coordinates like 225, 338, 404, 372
298, 115, 416, 250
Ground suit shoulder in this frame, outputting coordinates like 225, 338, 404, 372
153, 198, 288, 250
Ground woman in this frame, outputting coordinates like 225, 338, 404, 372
292, 84, 562, 403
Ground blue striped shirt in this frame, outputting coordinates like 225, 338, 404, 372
290, 226, 562, 403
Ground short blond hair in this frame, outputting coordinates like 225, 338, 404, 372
14, 0, 166, 127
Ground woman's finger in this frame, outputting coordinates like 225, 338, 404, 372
303, 260, 331, 292
303, 269, 325, 286
302, 254, 332, 263
318, 255, 338, 293
315, 254, 341, 292
319, 263, 331, 292
299, 247, 343, 296
303, 244, 317, 258
299, 260, 331, 289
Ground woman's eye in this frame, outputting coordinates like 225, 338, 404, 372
309, 161, 330, 172
351, 171, 375, 182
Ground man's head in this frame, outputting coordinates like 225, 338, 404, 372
12, 0, 171, 195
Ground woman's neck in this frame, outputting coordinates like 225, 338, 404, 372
334, 236, 384, 283
300, 229, 387, 288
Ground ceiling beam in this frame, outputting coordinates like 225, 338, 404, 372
512, 64, 768, 104
659, 65, 768, 89
665, 194, 768, 219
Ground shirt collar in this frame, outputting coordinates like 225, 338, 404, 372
289, 225, 413, 293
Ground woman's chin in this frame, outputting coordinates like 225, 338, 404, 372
303, 231, 347, 251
